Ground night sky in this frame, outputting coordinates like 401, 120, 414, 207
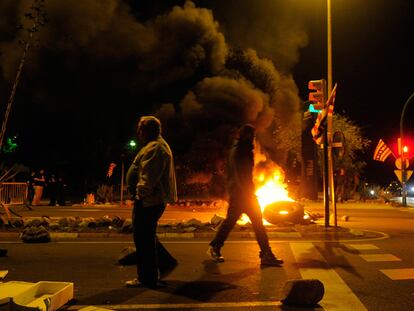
0, 0, 413, 194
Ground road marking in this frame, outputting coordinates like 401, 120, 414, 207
267, 232, 302, 238
56, 209, 101, 212
290, 242, 367, 310
359, 254, 401, 262
0, 234, 390, 244
380, 268, 414, 280
67, 301, 282, 310
345, 244, 379, 250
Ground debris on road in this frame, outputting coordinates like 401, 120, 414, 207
0, 280, 73, 311
281, 279, 324, 307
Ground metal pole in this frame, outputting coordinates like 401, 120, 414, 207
327, 0, 332, 94
120, 155, 125, 207
323, 130, 330, 227
326, 0, 337, 226
400, 92, 414, 207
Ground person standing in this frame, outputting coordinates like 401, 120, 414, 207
48, 173, 58, 206
32, 169, 46, 206
56, 176, 66, 206
26, 171, 35, 208
335, 167, 346, 203
207, 124, 283, 266
125, 116, 178, 288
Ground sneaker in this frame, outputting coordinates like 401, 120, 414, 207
125, 278, 167, 289
260, 252, 283, 267
125, 278, 142, 288
207, 246, 224, 262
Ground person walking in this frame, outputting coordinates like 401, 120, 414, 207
32, 169, 46, 206
125, 116, 178, 288
207, 124, 283, 266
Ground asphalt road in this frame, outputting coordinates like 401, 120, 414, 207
1, 201, 413, 310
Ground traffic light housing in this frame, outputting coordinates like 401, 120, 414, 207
308, 79, 326, 111
403, 145, 408, 154
397, 138, 409, 156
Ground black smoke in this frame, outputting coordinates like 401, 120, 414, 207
0, 0, 307, 196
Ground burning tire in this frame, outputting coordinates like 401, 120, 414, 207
263, 201, 305, 225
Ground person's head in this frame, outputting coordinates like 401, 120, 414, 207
137, 116, 162, 143
238, 124, 256, 144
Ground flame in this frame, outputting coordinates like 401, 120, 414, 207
237, 146, 293, 225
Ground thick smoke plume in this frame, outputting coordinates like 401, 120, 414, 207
0, 0, 307, 195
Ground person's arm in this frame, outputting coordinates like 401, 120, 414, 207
136, 144, 167, 200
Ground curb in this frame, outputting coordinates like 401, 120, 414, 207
0, 229, 387, 242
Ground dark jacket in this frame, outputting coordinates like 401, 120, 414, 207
227, 139, 255, 195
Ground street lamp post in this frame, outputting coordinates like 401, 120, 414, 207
327, 0, 332, 95
400, 92, 414, 207
326, 0, 337, 226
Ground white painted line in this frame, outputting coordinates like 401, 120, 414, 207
58, 209, 101, 212
268, 232, 302, 238
359, 254, 401, 262
290, 242, 367, 311
345, 244, 379, 250
67, 301, 282, 310
380, 268, 414, 280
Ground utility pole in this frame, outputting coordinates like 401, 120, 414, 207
326, 0, 337, 226
400, 92, 414, 207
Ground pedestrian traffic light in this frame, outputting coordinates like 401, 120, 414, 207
308, 79, 326, 111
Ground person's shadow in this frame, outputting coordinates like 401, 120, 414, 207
160, 259, 257, 301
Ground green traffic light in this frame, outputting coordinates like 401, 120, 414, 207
309, 103, 322, 113
129, 140, 137, 148
3, 137, 18, 153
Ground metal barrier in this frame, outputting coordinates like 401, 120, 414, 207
0, 182, 28, 205
0, 182, 28, 221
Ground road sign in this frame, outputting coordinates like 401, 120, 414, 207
395, 157, 410, 170
394, 170, 413, 183
332, 131, 345, 159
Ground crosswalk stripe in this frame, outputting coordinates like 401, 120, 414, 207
345, 244, 379, 250
359, 254, 401, 262
380, 268, 414, 280
290, 242, 367, 311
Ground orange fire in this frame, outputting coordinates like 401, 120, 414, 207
238, 146, 294, 225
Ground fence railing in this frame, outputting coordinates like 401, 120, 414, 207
0, 182, 28, 205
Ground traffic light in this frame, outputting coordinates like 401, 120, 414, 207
403, 145, 408, 154
308, 79, 326, 111
397, 138, 409, 156
129, 140, 137, 149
